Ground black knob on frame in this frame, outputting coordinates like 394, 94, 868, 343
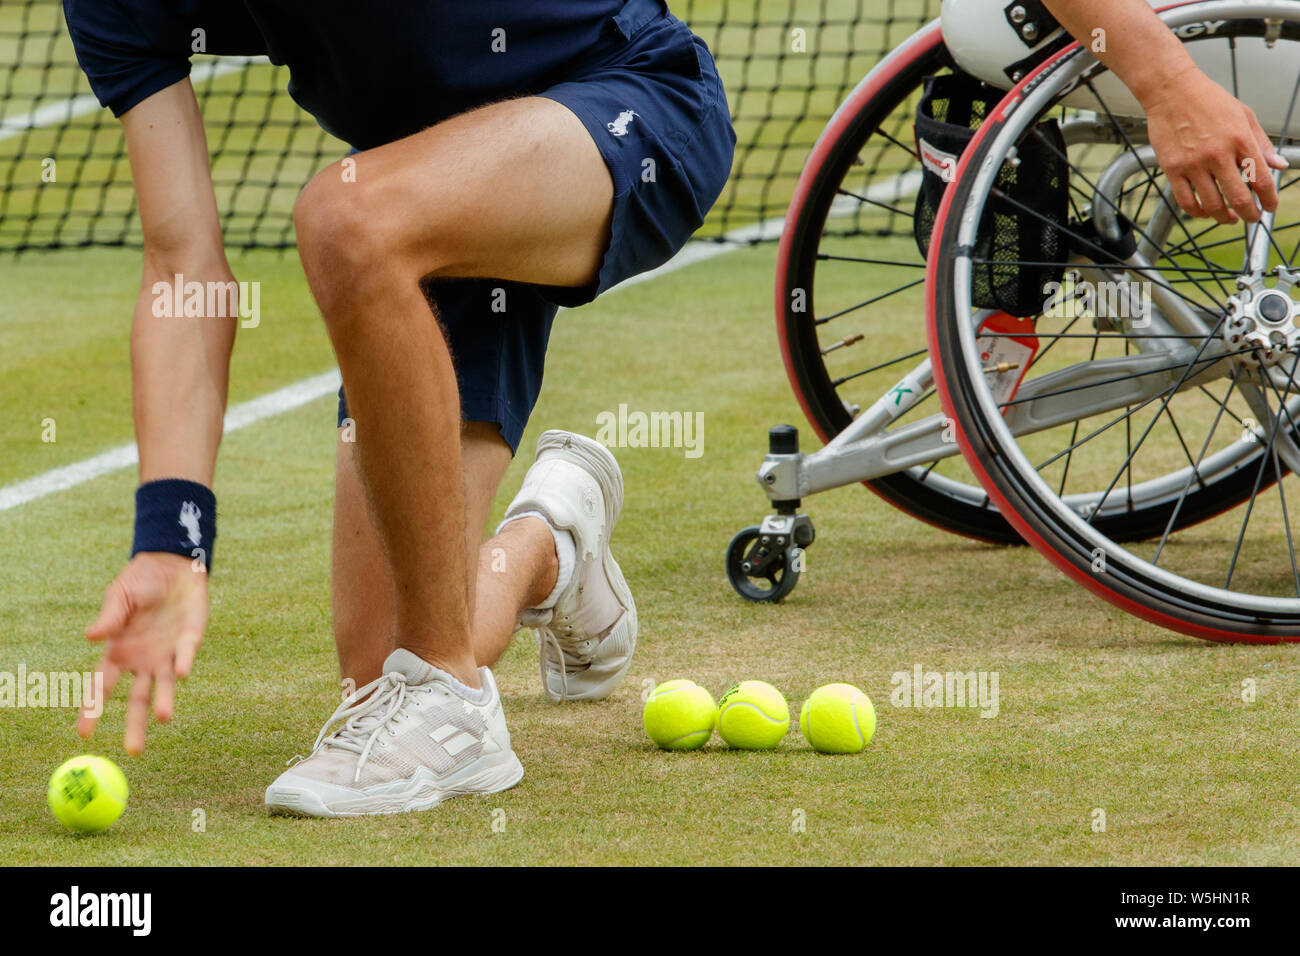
768, 425, 799, 455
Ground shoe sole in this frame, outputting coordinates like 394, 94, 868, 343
265, 752, 524, 819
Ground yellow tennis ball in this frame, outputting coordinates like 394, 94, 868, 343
716, 680, 790, 749
643, 679, 717, 750
48, 755, 128, 833
799, 684, 876, 754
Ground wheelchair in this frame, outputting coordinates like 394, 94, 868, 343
728, 0, 1300, 643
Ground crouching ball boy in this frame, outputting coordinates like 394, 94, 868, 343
66, 0, 735, 816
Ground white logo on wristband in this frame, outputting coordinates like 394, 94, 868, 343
179, 501, 202, 547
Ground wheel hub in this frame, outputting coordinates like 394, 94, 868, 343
1225, 267, 1300, 367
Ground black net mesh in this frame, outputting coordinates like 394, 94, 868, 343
0, 0, 940, 252
912, 72, 993, 259
913, 71, 1069, 317
975, 120, 1070, 317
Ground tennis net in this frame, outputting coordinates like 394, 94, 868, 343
0, 0, 937, 251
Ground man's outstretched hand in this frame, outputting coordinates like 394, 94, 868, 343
1142, 65, 1288, 225
80, 552, 208, 754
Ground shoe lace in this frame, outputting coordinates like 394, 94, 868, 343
309, 671, 418, 782
539, 629, 571, 702
538, 616, 603, 703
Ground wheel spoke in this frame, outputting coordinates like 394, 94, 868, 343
835, 186, 914, 219
1200, 385, 1247, 427
1056, 332, 1102, 495
830, 347, 928, 388
1152, 365, 1242, 565
875, 125, 922, 161
1255, 355, 1300, 595
1164, 407, 1199, 476
1024, 315, 1080, 373
1034, 377, 1181, 474
816, 253, 926, 268
1082, 316, 1231, 525
1223, 354, 1299, 588
815, 277, 925, 325
982, 181, 1231, 317
968, 256, 1239, 276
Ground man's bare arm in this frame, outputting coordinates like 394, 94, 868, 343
124, 79, 235, 484
80, 79, 236, 754
1043, 0, 1287, 223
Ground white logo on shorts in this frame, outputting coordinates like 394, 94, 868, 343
607, 109, 638, 137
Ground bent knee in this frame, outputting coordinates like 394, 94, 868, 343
293, 169, 391, 289
294, 163, 470, 316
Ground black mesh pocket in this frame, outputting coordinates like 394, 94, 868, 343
913, 74, 987, 258
913, 72, 1069, 317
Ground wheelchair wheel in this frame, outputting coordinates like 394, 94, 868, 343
930, 0, 1300, 641
777, 22, 1028, 542
777, 20, 1214, 546
725, 525, 801, 603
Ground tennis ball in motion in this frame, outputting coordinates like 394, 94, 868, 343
716, 680, 790, 749
47, 755, 128, 833
799, 684, 876, 754
643, 680, 717, 750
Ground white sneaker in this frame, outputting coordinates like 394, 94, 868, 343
502, 430, 637, 702
264, 649, 523, 817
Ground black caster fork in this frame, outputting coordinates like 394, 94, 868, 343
726, 425, 817, 603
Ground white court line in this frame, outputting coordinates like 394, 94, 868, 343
0, 58, 269, 143
0, 234, 747, 514
0, 371, 343, 512
0, 170, 919, 513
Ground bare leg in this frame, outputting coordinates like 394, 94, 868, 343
330, 434, 392, 688
298, 96, 611, 688
333, 421, 558, 687
473, 516, 559, 666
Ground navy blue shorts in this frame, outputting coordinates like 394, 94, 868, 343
337, 0, 735, 452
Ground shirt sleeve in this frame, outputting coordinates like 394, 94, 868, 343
63, 0, 191, 117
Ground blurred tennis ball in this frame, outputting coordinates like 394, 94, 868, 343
716, 680, 789, 749
799, 683, 876, 754
643, 679, 716, 751
48, 755, 128, 833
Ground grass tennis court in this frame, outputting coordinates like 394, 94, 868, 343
3, 0, 1300, 869
2, 244, 1299, 865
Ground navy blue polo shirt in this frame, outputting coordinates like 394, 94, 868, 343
63, 0, 737, 453
63, 0, 637, 148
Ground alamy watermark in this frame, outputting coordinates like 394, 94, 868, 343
890, 663, 999, 718
152, 273, 260, 328
50, 886, 150, 936
595, 403, 704, 458
1043, 278, 1152, 328
0, 665, 103, 717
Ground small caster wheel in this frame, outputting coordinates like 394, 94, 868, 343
726, 525, 801, 603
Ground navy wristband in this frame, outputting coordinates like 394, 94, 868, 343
132, 479, 217, 571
